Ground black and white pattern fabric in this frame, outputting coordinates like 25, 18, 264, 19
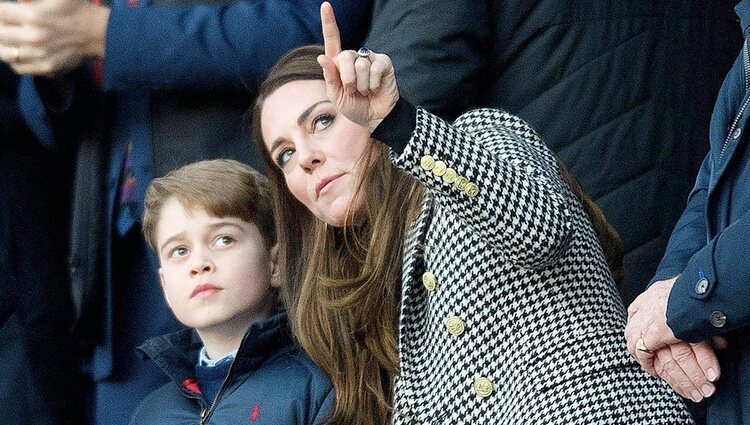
389, 108, 693, 424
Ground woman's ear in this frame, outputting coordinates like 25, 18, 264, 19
269, 243, 281, 288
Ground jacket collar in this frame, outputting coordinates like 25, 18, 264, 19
137, 313, 293, 396
737, 0, 750, 37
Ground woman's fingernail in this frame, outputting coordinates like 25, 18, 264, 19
702, 384, 714, 397
691, 390, 703, 403
706, 368, 718, 381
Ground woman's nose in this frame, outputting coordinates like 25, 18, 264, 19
296, 142, 325, 171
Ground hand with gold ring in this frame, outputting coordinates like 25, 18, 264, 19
625, 276, 726, 403
635, 336, 652, 354
0, 0, 110, 76
624, 277, 679, 375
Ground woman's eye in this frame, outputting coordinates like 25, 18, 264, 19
168, 247, 188, 259
276, 148, 294, 168
214, 235, 235, 247
313, 114, 334, 132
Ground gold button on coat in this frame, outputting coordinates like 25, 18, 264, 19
442, 168, 458, 184
474, 377, 494, 397
420, 155, 436, 171
465, 183, 480, 197
454, 176, 469, 191
422, 271, 437, 291
445, 316, 465, 335
432, 160, 447, 176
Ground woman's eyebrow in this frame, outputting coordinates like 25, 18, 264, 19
297, 100, 330, 126
270, 100, 333, 154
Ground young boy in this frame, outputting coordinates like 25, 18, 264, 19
129, 159, 332, 424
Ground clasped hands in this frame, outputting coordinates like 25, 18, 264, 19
625, 276, 725, 402
0, 0, 109, 76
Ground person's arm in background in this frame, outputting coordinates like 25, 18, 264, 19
664, 196, 750, 342
0, 0, 370, 144
650, 152, 712, 285
0, 0, 369, 83
624, 152, 726, 403
103, 0, 369, 90
364, 0, 489, 120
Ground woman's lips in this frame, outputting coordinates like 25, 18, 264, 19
315, 173, 344, 198
191, 283, 221, 299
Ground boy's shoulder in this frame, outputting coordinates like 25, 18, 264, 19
235, 313, 331, 394
260, 342, 331, 388
219, 346, 333, 425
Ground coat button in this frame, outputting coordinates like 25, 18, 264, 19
454, 176, 469, 191
442, 168, 458, 184
445, 316, 465, 335
421, 271, 437, 291
695, 278, 709, 295
420, 155, 436, 171
474, 377, 494, 397
732, 127, 742, 139
432, 160, 447, 177
709, 311, 726, 328
465, 183, 480, 197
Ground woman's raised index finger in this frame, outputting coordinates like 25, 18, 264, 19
320, 2, 341, 58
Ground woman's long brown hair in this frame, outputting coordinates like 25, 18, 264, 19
251, 45, 624, 424
251, 45, 424, 424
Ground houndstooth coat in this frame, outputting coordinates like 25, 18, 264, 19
387, 107, 693, 424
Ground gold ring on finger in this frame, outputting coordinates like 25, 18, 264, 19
12, 46, 20, 63
636, 336, 652, 354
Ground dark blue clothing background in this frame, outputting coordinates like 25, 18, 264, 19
655, 1, 750, 423
17, 1, 369, 423
0, 63, 83, 424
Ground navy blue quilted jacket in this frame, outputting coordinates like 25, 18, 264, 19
129, 313, 333, 425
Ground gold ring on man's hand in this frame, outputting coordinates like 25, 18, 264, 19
11, 46, 20, 63
636, 336, 652, 354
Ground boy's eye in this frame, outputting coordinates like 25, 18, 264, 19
276, 148, 294, 168
313, 114, 334, 132
214, 235, 235, 247
168, 247, 188, 259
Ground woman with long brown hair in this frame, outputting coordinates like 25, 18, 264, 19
251, 3, 693, 424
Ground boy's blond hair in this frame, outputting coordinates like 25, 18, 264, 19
143, 159, 274, 254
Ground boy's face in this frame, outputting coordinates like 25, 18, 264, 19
156, 197, 279, 335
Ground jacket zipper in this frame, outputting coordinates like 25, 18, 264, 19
743, 38, 750, 90
720, 95, 750, 160
720, 38, 750, 161
198, 357, 238, 425
178, 393, 207, 424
